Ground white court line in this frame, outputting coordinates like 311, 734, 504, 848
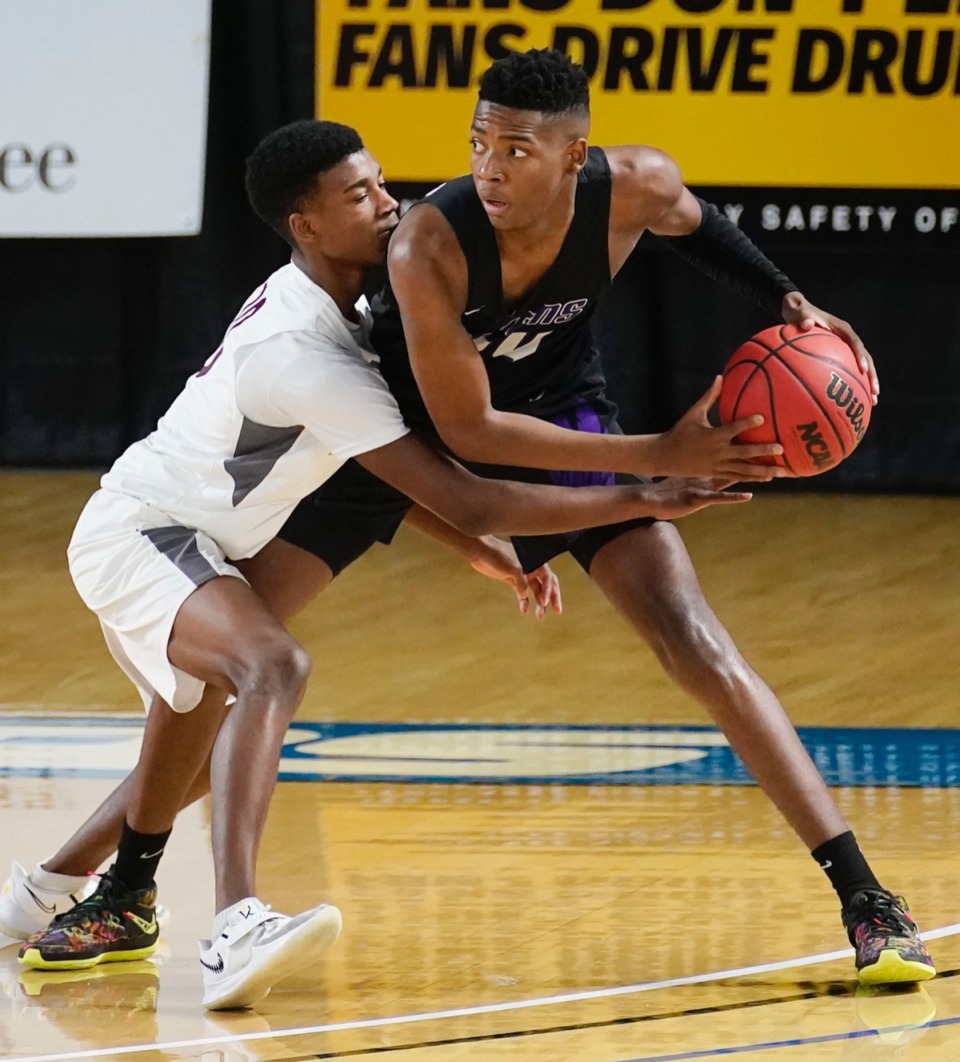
8, 922, 959, 1062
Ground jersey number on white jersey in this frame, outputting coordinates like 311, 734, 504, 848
196, 282, 268, 378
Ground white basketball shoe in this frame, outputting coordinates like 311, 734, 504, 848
0, 861, 170, 940
199, 898, 342, 1010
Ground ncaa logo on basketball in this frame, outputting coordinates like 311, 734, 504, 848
797, 421, 833, 471
826, 373, 867, 441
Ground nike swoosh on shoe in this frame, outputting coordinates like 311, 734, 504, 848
126, 913, 158, 935
200, 953, 225, 974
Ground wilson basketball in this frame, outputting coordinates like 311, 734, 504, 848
718, 324, 872, 477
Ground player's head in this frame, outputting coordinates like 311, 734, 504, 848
245, 120, 398, 265
471, 49, 590, 230
478, 48, 590, 118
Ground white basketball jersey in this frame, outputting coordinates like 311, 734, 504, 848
101, 263, 408, 559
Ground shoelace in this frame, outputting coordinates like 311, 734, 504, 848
48, 876, 123, 928
853, 894, 914, 937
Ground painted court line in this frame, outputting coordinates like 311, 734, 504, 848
9, 922, 959, 1062
622, 1014, 960, 1061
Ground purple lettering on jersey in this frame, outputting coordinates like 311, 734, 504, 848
196, 282, 268, 377
196, 343, 225, 377
230, 282, 268, 330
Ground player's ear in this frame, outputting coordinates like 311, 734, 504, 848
566, 137, 588, 174
288, 212, 316, 244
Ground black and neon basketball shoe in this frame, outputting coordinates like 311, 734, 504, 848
842, 889, 936, 984
18, 867, 158, 970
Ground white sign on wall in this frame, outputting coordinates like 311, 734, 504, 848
0, 0, 211, 237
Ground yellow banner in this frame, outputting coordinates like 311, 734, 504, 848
317, 0, 960, 188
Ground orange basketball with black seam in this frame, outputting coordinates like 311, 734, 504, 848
718, 324, 872, 477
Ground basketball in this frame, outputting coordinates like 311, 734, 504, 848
718, 324, 872, 477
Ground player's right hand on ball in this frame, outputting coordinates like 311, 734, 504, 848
651, 377, 784, 481
640, 478, 753, 520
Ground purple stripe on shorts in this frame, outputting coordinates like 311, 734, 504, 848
573, 404, 604, 435
546, 404, 615, 488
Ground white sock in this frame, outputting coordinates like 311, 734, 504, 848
31, 863, 93, 893
211, 896, 264, 940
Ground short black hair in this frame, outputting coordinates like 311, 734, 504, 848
478, 49, 589, 117
245, 120, 364, 245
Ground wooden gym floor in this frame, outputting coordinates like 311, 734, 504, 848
1, 469, 959, 1061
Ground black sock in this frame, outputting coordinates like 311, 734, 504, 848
113, 820, 170, 892
811, 830, 881, 908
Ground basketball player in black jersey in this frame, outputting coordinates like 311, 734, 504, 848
353, 49, 930, 986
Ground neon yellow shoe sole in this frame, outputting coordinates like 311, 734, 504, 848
858, 948, 937, 985
18, 942, 157, 971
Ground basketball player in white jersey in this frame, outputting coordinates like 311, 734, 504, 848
8, 120, 756, 1009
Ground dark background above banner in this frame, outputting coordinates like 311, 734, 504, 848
1, 0, 958, 493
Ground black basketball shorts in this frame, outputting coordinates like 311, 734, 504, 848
278, 459, 413, 576
466, 401, 657, 574
277, 400, 657, 577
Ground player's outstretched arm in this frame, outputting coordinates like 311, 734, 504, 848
354, 433, 752, 539
388, 207, 777, 482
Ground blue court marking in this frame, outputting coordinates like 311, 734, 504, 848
1, 718, 959, 785
275, 721, 960, 786
618, 1014, 960, 1060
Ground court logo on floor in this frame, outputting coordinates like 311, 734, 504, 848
0, 717, 958, 786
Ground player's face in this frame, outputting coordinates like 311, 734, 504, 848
297, 150, 399, 266
469, 101, 587, 231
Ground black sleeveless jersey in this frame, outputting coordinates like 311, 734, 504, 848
371, 147, 613, 431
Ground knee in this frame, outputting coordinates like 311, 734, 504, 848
235, 637, 312, 703
268, 639, 312, 692
649, 599, 747, 691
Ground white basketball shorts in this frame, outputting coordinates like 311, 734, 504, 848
67, 489, 246, 712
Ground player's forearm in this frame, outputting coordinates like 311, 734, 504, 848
439, 408, 665, 477
403, 504, 498, 563
657, 198, 798, 316
452, 479, 662, 538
